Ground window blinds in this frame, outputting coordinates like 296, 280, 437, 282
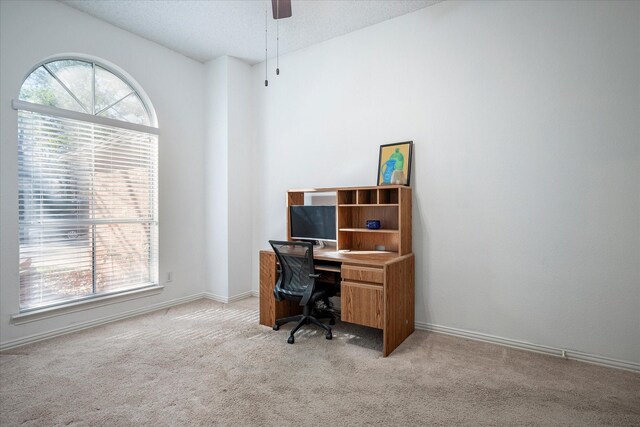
18, 109, 158, 311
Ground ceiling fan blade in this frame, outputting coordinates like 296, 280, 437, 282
272, 0, 292, 19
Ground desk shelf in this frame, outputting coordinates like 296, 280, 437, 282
338, 204, 399, 207
334, 186, 410, 254
287, 185, 411, 255
339, 228, 399, 234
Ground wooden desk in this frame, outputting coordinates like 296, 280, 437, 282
259, 247, 415, 357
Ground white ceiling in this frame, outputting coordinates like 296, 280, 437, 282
61, 0, 440, 64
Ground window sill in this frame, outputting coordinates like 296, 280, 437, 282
11, 285, 164, 325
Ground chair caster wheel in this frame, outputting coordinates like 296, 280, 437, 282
273, 324, 280, 331
326, 332, 332, 340
329, 318, 335, 325
287, 336, 295, 344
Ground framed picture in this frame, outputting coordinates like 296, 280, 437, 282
377, 141, 413, 186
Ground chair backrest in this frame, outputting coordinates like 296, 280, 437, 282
269, 240, 315, 299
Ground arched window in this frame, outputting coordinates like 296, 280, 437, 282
14, 58, 159, 311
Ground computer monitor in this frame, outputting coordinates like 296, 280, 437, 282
289, 205, 336, 243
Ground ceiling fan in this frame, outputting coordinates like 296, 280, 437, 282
265, 0, 292, 86
272, 0, 292, 19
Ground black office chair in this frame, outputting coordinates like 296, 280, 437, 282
269, 240, 335, 344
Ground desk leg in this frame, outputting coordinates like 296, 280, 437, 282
383, 254, 415, 356
259, 251, 301, 327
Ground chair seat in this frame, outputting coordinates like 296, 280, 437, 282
276, 283, 333, 305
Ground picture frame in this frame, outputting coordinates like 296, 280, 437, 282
377, 141, 413, 186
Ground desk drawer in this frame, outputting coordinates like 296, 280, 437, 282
342, 265, 384, 284
341, 281, 383, 329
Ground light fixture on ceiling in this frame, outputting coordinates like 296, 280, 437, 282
265, 0, 292, 87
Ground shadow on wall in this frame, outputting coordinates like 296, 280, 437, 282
414, 201, 430, 325
411, 145, 432, 326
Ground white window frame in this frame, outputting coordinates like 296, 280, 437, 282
12, 57, 161, 321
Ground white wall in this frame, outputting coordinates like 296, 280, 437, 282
204, 56, 254, 299
252, 0, 640, 364
0, 1, 207, 345
227, 58, 254, 297
204, 57, 230, 298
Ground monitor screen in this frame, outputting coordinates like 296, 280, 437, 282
289, 205, 336, 242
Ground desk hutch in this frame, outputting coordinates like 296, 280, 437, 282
259, 185, 414, 356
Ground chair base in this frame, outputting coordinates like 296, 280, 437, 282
274, 306, 333, 343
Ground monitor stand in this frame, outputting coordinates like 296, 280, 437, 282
294, 238, 328, 249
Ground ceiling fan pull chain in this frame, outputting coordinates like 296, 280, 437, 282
276, 0, 280, 76
265, 2, 269, 87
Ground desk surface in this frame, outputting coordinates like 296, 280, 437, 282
261, 247, 403, 267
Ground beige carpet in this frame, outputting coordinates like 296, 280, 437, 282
1, 298, 638, 426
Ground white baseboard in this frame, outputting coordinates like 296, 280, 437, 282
0, 293, 205, 352
415, 321, 640, 373
202, 291, 254, 304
